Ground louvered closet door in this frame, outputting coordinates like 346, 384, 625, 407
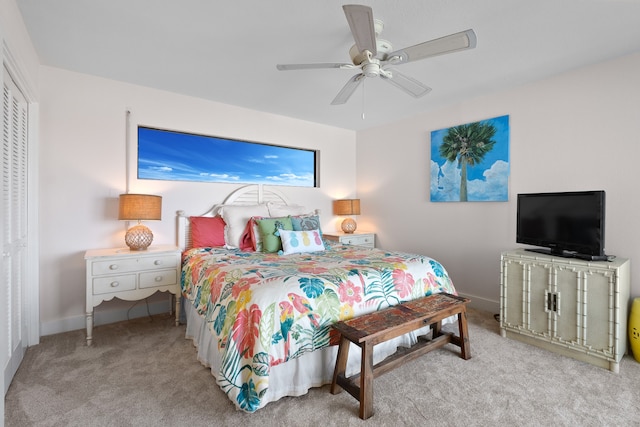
2, 65, 28, 395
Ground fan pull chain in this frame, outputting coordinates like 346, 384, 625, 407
361, 79, 366, 120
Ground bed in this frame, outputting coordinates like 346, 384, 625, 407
177, 185, 457, 413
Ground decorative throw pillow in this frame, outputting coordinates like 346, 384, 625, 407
220, 204, 269, 248
290, 214, 322, 235
238, 220, 256, 251
190, 216, 226, 248
248, 216, 266, 252
256, 217, 293, 253
279, 229, 325, 255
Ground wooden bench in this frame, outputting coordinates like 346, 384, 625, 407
330, 292, 471, 419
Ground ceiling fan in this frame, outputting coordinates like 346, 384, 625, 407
276, 4, 477, 105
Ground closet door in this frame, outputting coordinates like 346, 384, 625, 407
2, 65, 28, 395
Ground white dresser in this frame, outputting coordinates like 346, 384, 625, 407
500, 249, 630, 372
84, 244, 181, 345
324, 231, 375, 248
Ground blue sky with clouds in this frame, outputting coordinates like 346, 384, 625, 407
430, 115, 510, 202
137, 127, 316, 187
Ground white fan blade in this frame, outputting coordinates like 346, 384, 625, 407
387, 29, 477, 65
331, 74, 365, 105
277, 63, 355, 71
380, 69, 431, 98
343, 4, 377, 56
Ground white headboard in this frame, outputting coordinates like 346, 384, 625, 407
176, 184, 291, 250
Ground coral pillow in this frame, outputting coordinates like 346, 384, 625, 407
279, 229, 325, 255
190, 216, 226, 248
248, 216, 266, 251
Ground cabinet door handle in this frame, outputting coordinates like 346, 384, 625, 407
545, 292, 559, 313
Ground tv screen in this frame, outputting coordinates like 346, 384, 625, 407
516, 191, 606, 259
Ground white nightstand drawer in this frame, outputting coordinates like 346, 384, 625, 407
323, 232, 376, 248
139, 269, 178, 289
93, 274, 137, 295
341, 235, 373, 246
91, 255, 178, 276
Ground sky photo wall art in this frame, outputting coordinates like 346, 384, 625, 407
137, 127, 318, 187
430, 115, 510, 202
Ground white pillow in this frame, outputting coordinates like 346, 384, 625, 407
267, 202, 309, 217
279, 229, 325, 255
220, 204, 269, 248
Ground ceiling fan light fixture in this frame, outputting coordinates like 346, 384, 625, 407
362, 62, 380, 78
276, 5, 476, 105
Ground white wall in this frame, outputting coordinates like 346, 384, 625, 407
38, 66, 357, 334
0, 0, 40, 86
357, 53, 640, 312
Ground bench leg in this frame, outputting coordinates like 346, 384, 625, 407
359, 341, 374, 420
457, 310, 471, 360
431, 320, 442, 338
331, 336, 350, 394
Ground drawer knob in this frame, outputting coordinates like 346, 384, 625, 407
154, 260, 163, 266
109, 264, 119, 270
155, 276, 163, 282
110, 281, 119, 288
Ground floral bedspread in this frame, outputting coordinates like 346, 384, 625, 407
181, 242, 456, 412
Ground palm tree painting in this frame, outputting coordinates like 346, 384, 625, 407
430, 115, 509, 202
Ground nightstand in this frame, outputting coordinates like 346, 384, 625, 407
323, 231, 375, 248
84, 244, 181, 346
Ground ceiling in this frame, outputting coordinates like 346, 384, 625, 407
15, 0, 640, 131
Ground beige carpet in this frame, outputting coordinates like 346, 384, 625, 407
5, 308, 640, 426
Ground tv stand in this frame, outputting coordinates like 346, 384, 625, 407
500, 249, 630, 372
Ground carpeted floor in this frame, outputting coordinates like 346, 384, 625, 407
5, 308, 640, 426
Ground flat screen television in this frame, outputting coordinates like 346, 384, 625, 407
516, 190, 607, 261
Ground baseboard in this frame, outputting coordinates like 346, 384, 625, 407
40, 299, 174, 337
457, 291, 499, 314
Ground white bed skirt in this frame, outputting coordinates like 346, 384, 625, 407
184, 302, 456, 411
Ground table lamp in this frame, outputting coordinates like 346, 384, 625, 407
333, 199, 360, 234
118, 194, 162, 250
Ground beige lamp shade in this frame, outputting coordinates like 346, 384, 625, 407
118, 194, 162, 221
333, 199, 361, 216
118, 194, 162, 250
333, 199, 361, 234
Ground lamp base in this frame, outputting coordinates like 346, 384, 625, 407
341, 218, 357, 234
125, 224, 154, 250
